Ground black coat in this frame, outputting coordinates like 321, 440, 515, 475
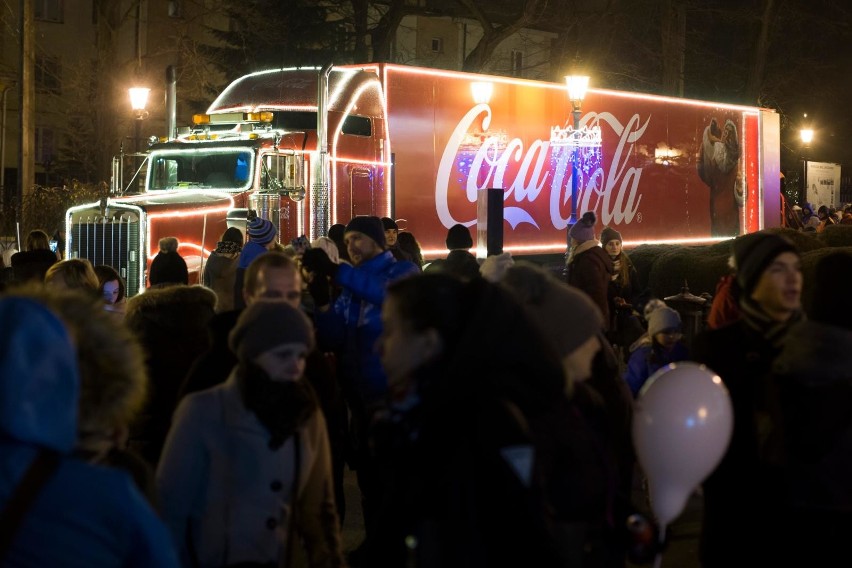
11, 249, 58, 283
691, 320, 787, 567
767, 320, 852, 565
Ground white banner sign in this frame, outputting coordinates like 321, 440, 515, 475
806, 161, 841, 209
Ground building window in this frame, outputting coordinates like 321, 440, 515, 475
35, 127, 55, 166
431, 37, 443, 53
35, 56, 62, 94
511, 50, 523, 77
35, 0, 63, 23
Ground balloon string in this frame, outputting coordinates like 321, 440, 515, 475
652, 526, 666, 568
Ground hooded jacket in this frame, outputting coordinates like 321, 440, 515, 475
125, 285, 217, 465
0, 297, 178, 567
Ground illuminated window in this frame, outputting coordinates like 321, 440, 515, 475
431, 38, 443, 53
511, 50, 523, 77
35, 0, 63, 22
35, 55, 62, 94
35, 127, 55, 165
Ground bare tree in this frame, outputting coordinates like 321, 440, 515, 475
458, 0, 549, 72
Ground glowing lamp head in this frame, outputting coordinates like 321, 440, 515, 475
129, 87, 150, 111
800, 128, 814, 145
565, 75, 590, 107
471, 82, 493, 105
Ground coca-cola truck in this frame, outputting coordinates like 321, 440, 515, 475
66, 63, 780, 296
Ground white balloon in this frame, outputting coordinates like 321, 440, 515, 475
632, 361, 733, 527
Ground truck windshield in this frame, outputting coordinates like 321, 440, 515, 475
148, 149, 254, 191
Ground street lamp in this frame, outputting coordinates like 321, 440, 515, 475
800, 127, 813, 206
470, 81, 493, 105
565, 75, 589, 227
129, 87, 150, 154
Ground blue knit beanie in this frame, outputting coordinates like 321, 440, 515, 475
247, 217, 277, 246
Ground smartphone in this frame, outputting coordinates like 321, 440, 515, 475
49, 240, 58, 253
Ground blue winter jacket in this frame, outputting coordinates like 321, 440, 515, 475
623, 341, 690, 398
0, 297, 178, 568
315, 250, 419, 403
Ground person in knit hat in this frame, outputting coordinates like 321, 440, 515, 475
203, 227, 244, 312
380, 216, 413, 263
692, 230, 802, 566
600, 226, 642, 358
157, 299, 344, 567
424, 223, 479, 280
300, 214, 418, 560
565, 211, 614, 331
446, 223, 473, 250
499, 262, 636, 565
234, 215, 278, 309
380, 217, 399, 246
623, 305, 689, 398
148, 237, 189, 287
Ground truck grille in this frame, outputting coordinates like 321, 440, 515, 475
69, 211, 142, 297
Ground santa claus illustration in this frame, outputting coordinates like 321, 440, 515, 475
698, 118, 742, 236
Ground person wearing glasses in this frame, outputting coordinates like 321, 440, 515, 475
623, 305, 688, 398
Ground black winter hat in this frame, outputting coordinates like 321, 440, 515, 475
733, 232, 798, 296
381, 217, 398, 231
345, 216, 386, 248
446, 223, 473, 250
600, 226, 622, 247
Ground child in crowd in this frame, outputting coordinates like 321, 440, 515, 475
623, 305, 689, 398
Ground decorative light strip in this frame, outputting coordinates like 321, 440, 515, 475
422, 236, 733, 258
208, 67, 321, 113
373, 63, 769, 113
329, 156, 392, 168
147, 203, 235, 257
211, 104, 318, 114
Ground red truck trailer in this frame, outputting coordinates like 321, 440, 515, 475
66, 63, 780, 296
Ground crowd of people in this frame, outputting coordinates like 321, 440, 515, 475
1, 210, 850, 568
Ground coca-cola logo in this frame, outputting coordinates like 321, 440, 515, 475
436, 105, 651, 230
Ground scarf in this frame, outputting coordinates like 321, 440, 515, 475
236, 362, 317, 449
739, 295, 804, 349
610, 255, 621, 282
214, 240, 241, 255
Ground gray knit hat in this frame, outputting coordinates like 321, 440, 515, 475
501, 262, 604, 357
568, 211, 597, 243
229, 300, 315, 361
648, 306, 681, 337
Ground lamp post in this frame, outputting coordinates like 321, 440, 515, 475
565, 75, 589, 228
129, 87, 150, 153
800, 127, 813, 205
